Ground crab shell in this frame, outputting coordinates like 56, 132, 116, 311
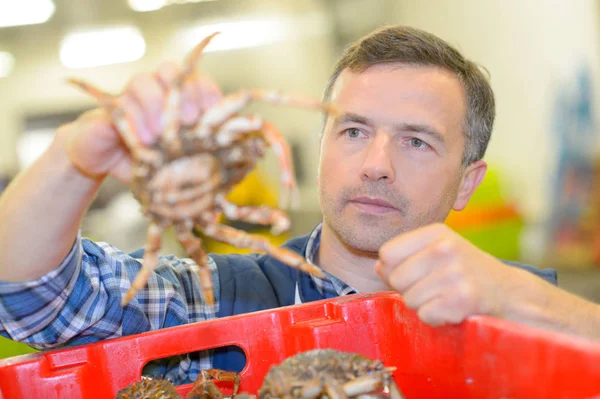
257, 349, 395, 399
131, 134, 266, 223
115, 378, 182, 399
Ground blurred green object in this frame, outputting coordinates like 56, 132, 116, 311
0, 336, 38, 359
446, 167, 524, 261
465, 167, 506, 207
456, 219, 524, 261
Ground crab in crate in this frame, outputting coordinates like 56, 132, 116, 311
115, 378, 182, 399
186, 368, 241, 399
113, 369, 240, 399
67, 32, 339, 306
256, 349, 405, 399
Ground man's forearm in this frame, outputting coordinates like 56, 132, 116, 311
503, 270, 600, 340
0, 134, 103, 282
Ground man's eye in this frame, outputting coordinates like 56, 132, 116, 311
344, 128, 363, 138
410, 138, 428, 149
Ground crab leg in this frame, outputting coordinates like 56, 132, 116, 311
160, 32, 219, 157
121, 221, 164, 306
260, 121, 300, 210
215, 194, 291, 235
299, 374, 392, 399
299, 369, 404, 399
342, 369, 405, 399
323, 376, 348, 399
387, 380, 406, 399
182, 32, 220, 77
216, 119, 300, 209
67, 78, 160, 165
263, 368, 293, 399
161, 32, 219, 156
201, 223, 324, 278
194, 89, 339, 140
203, 114, 299, 210
341, 374, 385, 396
187, 379, 223, 399
174, 221, 215, 305
187, 369, 241, 399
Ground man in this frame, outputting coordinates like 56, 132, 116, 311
0, 25, 598, 384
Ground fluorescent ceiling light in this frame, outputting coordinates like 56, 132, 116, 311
0, 0, 55, 28
183, 19, 289, 53
128, 0, 166, 12
128, 0, 218, 12
177, 13, 330, 54
60, 26, 146, 69
0, 52, 15, 78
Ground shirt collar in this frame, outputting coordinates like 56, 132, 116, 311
304, 222, 358, 296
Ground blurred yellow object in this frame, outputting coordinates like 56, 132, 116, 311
227, 169, 278, 208
201, 169, 289, 254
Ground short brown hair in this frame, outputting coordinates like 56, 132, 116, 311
323, 25, 495, 166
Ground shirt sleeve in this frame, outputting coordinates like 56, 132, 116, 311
0, 232, 219, 350
501, 259, 558, 286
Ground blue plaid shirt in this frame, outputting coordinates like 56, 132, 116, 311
0, 223, 356, 384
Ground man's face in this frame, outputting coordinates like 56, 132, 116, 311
317, 64, 486, 253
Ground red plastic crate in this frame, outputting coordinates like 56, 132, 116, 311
1, 292, 600, 398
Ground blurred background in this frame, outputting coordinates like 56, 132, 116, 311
2, 0, 600, 357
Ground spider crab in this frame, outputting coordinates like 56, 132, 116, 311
68, 32, 339, 306
115, 378, 181, 398
256, 349, 405, 399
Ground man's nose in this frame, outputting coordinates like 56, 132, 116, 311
360, 132, 395, 183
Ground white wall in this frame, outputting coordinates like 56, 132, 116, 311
391, 0, 600, 227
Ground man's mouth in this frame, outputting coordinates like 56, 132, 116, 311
349, 196, 398, 213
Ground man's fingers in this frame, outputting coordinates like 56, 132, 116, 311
401, 266, 452, 309
155, 61, 222, 127
385, 240, 446, 292
76, 107, 110, 123
181, 72, 202, 125
417, 296, 466, 327
379, 223, 451, 267
126, 72, 166, 136
119, 94, 154, 145
110, 157, 133, 184
155, 61, 182, 89
198, 75, 223, 111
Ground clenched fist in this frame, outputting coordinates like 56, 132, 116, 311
376, 223, 542, 326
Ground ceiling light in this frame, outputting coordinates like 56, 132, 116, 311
0, 52, 15, 78
127, 0, 166, 12
59, 26, 146, 69
176, 13, 330, 54
128, 0, 218, 12
182, 19, 289, 53
0, 0, 55, 28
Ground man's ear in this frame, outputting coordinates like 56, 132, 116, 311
453, 160, 487, 211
